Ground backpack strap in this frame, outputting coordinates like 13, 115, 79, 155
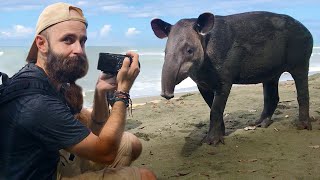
0, 65, 78, 115
0, 63, 60, 105
0, 72, 9, 86
0, 78, 56, 105
0, 72, 9, 98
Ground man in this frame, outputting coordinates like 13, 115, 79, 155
0, 2, 156, 180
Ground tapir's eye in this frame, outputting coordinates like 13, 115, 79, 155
187, 48, 193, 55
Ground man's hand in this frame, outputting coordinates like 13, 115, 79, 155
90, 73, 116, 135
96, 73, 117, 94
116, 51, 140, 93
68, 52, 141, 165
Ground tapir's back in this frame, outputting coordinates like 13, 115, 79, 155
217, 11, 311, 42
206, 11, 313, 84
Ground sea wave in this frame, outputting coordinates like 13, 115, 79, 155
137, 51, 319, 57
82, 89, 94, 97
119, 46, 320, 58
119, 50, 138, 54
0, 51, 3, 56
175, 77, 197, 90
119, 50, 164, 56
309, 67, 320, 72
139, 52, 165, 56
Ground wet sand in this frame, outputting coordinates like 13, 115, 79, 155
126, 73, 320, 179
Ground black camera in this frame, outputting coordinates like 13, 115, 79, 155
97, 53, 132, 75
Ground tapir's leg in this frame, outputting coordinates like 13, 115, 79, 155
255, 77, 280, 128
290, 68, 312, 130
202, 83, 232, 145
197, 85, 214, 108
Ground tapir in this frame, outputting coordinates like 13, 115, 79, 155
151, 11, 313, 145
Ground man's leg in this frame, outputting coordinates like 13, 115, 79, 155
57, 132, 152, 180
107, 132, 142, 167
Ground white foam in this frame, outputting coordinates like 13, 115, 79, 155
139, 52, 165, 56
309, 67, 320, 72
0, 51, 3, 56
82, 89, 95, 97
127, 49, 138, 52
120, 50, 138, 54
175, 77, 197, 90
121, 48, 165, 56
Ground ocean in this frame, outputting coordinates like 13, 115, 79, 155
0, 46, 320, 107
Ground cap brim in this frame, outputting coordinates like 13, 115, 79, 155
26, 40, 38, 62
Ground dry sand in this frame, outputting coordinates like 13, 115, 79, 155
126, 73, 320, 179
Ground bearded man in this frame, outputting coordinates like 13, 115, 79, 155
0, 2, 156, 180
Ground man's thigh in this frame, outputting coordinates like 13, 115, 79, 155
57, 132, 137, 179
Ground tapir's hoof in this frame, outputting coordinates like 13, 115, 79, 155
201, 134, 225, 146
255, 117, 273, 128
296, 120, 312, 130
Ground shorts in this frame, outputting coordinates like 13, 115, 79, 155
57, 132, 141, 180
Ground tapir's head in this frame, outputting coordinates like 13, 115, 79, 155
151, 13, 215, 99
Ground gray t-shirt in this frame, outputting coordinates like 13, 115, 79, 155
0, 64, 90, 179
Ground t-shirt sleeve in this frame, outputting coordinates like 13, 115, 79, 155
20, 95, 90, 151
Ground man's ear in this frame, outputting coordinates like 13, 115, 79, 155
35, 35, 48, 54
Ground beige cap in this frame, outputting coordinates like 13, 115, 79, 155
26, 2, 88, 62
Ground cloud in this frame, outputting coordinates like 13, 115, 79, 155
130, 12, 160, 18
0, 2, 40, 12
14, 25, 33, 34
0, 0, 303, 19
100, 2, 158, 17
125, 28, 141, 37
0, 25, 33, 38
0, 32, 11, 37
112, 0, 320, 18
100, 25, 112, 37
102, 4, 131, 13
76, 1, 88, 6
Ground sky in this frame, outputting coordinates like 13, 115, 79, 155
0, 0, 319, 47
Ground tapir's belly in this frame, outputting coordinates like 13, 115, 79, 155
233, 69, 285, 84
232, 58, 286, 84
230, 42, 288, 84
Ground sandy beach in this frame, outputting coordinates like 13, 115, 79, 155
125, 73, 320, 179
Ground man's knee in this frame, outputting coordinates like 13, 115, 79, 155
139, 168, 157, 180
125, 132, 142, 161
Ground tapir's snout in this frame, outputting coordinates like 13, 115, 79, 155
161, 92, 174, 100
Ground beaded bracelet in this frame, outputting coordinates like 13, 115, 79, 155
113, 97, 130, 107
107, 90, 133, 115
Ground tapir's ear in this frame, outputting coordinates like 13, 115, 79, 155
194, 13, 215, 35
151, 18, 172, 39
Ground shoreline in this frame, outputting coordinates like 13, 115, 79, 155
130, 78, 298, 107
131, 91, 198, 107
82, 72, 320, 109
131, 70, 320, 107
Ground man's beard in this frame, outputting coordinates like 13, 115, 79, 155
46, 48, 88, 83
45, 48, 89, 114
